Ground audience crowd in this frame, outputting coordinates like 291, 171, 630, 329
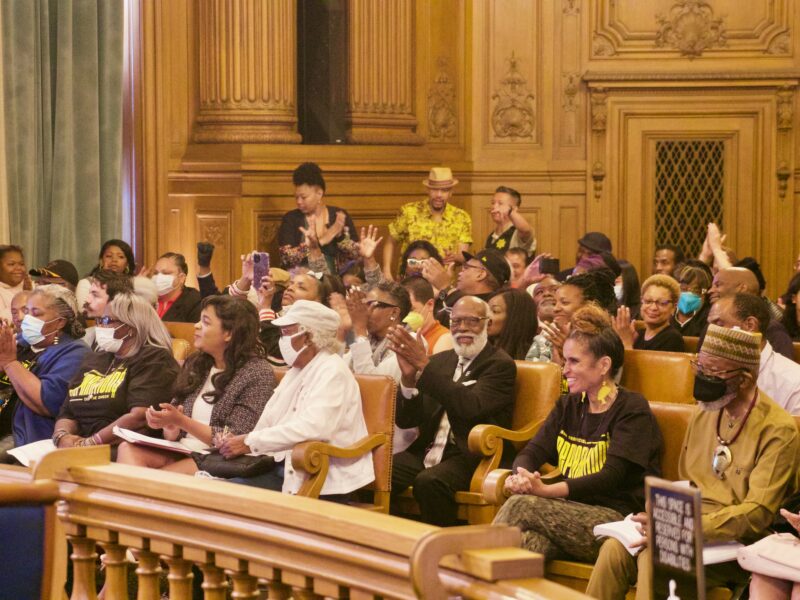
1, 161, 799, 599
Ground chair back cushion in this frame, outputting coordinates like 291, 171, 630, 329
650, 402, 694, 481
171, 338, 192, 362
353, 374, 396, 493
621, 349, 695, 404
165, 321, 197, 351
511, 361, 563, 449
683, 336, 700, 353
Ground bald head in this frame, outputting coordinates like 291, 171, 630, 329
709, 267, 759, 303
452, 295, 489, 318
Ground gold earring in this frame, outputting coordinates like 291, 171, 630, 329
597, 380, 613, 405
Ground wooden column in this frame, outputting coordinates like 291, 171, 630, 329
68, 534, 99, 600
195, 0, 301, 142
346, 0, 422, 145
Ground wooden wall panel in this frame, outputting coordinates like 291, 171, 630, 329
591, 0, 793, 61
135, 0, 800, 299
483, 0, 541, 146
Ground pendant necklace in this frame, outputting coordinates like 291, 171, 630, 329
712, 388, 758, 480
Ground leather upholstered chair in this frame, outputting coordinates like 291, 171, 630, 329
272, 368, 397, 513
620, 349, 695, 404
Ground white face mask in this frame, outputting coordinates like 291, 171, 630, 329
20, 314, 59, 346
95, 325, 127, 354
614, 283, 624, 302
152, 273, 176, 297
278, 330, 308, 367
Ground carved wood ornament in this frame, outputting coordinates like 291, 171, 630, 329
655, 0, 727, 59
427, 57, 457, 142
491, 52, 536, 140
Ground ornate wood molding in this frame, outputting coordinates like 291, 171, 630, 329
655, 0, 727, 59
427, 57, 457, 142
346, 0, 422, 145
490, 52, 536, 140
194, 0, 301, 143
590, 88, 608, 132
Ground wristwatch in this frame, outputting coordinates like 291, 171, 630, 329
438, 286, 452, 302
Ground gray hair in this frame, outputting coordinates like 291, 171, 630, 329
307, 326, 342, 355
30, 284, 84, 339
108, 292, 173, 356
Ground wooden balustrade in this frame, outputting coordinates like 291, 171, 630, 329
0, 448, 590, 599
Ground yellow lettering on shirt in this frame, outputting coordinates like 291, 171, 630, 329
69, 367, 128, 402
556, 430, 610, 479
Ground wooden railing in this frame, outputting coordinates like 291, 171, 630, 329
1, 448, 590, 600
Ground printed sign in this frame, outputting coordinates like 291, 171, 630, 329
646, 477, 705, 600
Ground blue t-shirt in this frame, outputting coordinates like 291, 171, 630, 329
13, 336, 91, 445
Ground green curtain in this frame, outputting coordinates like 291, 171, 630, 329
1, 0, 123, 275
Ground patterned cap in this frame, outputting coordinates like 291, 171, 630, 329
700, 324, 761, 366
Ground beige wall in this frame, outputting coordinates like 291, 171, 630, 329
135, 0, 800, 296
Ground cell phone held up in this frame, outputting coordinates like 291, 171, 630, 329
540, 257, 560, 275
252, 252, 270, 289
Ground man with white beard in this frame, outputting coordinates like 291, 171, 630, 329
386, 295, 516, 525
587, 324, 799, 600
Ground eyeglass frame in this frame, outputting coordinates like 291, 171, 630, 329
450, 316, 489, 329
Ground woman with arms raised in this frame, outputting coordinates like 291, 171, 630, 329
117, 296, 275, 472
493, 305, 663, 563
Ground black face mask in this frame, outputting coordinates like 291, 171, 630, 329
692, 372, 729, 402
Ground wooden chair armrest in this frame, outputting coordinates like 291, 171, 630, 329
291, 433, 386, 472
0, 480, 59, 505
468, 418, 546, 457
481, 469, 512, 506
291, 433, 387, 499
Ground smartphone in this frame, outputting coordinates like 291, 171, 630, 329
540, 257, 560, 275
252, 252, 270, 288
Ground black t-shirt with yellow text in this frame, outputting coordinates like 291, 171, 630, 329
59, 345, 179, 437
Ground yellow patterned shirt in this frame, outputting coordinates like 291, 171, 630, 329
388, 200, 473, 258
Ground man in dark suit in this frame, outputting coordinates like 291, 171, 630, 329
386, 295, 516, 525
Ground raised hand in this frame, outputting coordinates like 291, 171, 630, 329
612, 305, 637, 349
255, 273, 276, 311
0, 324, 17, 367
299, 215, 321, 251
240, 252, 255, 285
421, 257, 452, 291
358, 225, 383, 260
345, 288, 369, 337
328, 293, 353, 333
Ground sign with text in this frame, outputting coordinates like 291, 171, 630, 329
646, 477, 705, 600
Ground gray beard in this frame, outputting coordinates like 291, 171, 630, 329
696, 393, 736, 412
453, 328, 488, 360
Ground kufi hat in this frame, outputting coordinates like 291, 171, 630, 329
700, 324, 761, 367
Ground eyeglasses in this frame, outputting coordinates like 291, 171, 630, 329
689, 359, 744, 379
462, 262, 487, 273
96, 316, 122, 328
641, 298, 673, 308
365, 300, 399, 310
406, 258, 426, 266
450, 316, 489, 329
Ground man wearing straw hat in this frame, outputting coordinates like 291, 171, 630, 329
587, 324, 799, 599
382, 167, 472, 279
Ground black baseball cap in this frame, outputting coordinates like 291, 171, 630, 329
30, 260, 80, 287
462, 249, 511, 287
578, 232, 612, 254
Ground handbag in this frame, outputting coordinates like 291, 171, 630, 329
193, 450, 275, 479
